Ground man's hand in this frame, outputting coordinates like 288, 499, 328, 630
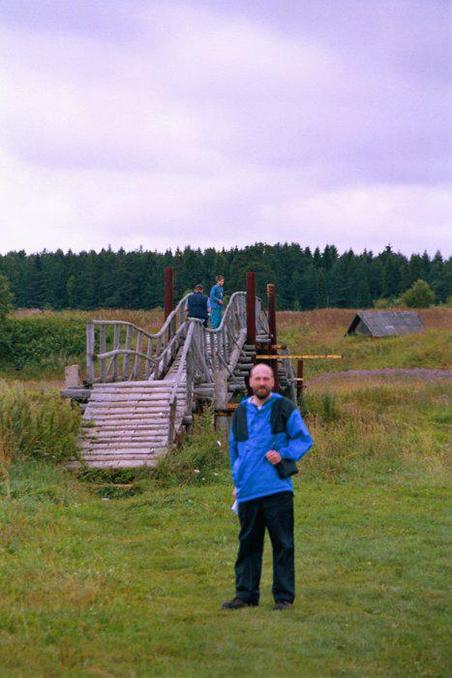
232, 487, 237, 498
265, 450, 282, 465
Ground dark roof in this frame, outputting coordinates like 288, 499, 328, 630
347, 311, 423, 337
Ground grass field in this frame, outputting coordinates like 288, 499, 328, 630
0, 309, 451, 675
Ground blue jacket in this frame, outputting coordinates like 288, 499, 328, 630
209, 283, 223, 307
186, 292, 210, 320
229, 393, 313, 503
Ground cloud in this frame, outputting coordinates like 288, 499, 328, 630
0, 1, 450, 256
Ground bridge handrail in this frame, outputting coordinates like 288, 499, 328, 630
205, 292, 268, 374
86, 294, 190, 384
86, 290, 269, 385
167, 319, 212, 445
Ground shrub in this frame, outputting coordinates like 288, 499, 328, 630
400, 279, 436, 308
0, 274, 14, 321
373, 297, 393, 309
0, 381, 81, 465
0, 317, 86, 370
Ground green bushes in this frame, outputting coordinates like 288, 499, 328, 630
400, 279, 436, 308
0, 317, 85, 371
0, 381, 81, 465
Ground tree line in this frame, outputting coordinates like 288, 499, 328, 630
0, 244, 450, 311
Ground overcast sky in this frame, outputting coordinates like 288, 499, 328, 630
0, 0, 450, 256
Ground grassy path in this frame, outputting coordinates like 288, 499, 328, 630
0, 464, 449, 676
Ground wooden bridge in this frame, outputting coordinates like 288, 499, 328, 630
70, 287, 296, 468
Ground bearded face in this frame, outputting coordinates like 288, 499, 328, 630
249, 365, 274, 400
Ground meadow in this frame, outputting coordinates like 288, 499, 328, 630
0, 308, 450, 676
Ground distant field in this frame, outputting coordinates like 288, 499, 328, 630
12, 307, 164, 335
278, 308, 452, 377
6, 306, 451, 382
13, 305, 451, 332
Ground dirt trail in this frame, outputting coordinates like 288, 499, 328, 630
310, 368, 452, 384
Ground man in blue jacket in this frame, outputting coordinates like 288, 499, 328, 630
222, 363, 313, 611
185, 284, 210, 327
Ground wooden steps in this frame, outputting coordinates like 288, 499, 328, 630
79, 381, 187, 468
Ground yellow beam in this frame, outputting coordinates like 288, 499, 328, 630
256, 354, 342, 360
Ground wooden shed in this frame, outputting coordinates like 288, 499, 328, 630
347, 311, 423, 337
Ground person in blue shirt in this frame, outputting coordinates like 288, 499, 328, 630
209, 275, 224, 329
185, 284, 211, 327
222, 363, 313, 611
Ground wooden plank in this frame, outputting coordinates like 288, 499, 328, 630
82, 461, 160, 468
84, 436, 169, 442
256, 354, 342, 360
88, 398, 172, 405
83, 442, 168, 449
82, 443, 166, 450
83, 415, 171, 423
86, 433, 169, 439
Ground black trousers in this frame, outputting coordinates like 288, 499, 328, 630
235, 491, 295, 605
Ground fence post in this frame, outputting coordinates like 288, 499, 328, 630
267, 283, 279, 392
164, 267, 174, 320
86, 321, 95, 384
267, 283, 277, 346
214, 368, 229, 434
297, 358, 304, 401
246, 271, 256, 345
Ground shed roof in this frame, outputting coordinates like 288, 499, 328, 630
347, 311, 423, 337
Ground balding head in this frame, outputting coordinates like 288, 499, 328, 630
250, 363, 274, 379
249, 362, 274, 402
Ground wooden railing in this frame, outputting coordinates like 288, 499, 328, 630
167, 319, 212, 444
86, 294, 189, 384
86, 290, 273, 388
205, 292, 268, 374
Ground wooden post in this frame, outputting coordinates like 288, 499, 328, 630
214, 368, 229, 434
246, 271, 256, 345
297, 359, 304, 400
65, 364, 82, 388
267, 283, 279, 392
86, 321, 95, 384
112, 324, 120, 381
267, 284, 277, 346
164, 266, 174, 320
99, 324, 107, 383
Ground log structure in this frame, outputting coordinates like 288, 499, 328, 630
68, 285, 297, 468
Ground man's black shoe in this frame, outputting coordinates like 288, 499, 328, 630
273, 601, 292, 610
221, 597, 257, 610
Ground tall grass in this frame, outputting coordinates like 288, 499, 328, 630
154, 407, 229, 486
301, 380, 451, 481
0, 381, 81, 469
